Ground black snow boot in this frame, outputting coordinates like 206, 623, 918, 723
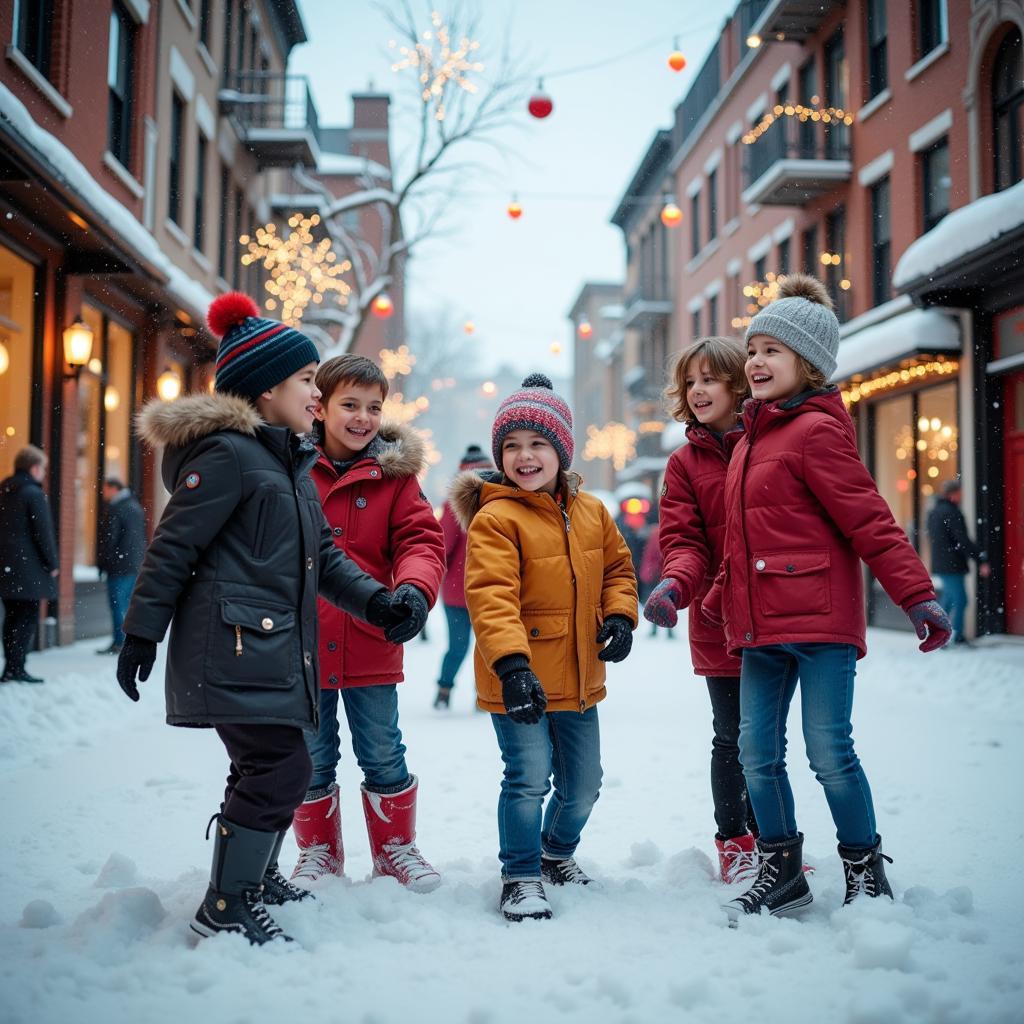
190, 816, 292, 944
499, 879, 553, 922
541, 855, 595, 886
838, 835, 893, 905
261, 829, 315, 907
721, 833, 813, 921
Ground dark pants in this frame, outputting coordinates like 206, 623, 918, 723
215, 723, 313, 832
438, 603, 472, 687
106, 573, 137, 646
706, 676, 757, 839
1, 598, 39, 674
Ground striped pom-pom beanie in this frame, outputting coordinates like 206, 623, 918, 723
207, 292, 320, 400
492, 373, 574, 470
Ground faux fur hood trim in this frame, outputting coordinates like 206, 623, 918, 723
136, 393, 263, 449
317, 421, 427, 480
448, 469, 583, 531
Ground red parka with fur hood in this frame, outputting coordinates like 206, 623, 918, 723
312, 423, 445, 688
703, 388, 935, 659
660, 423, 744, 676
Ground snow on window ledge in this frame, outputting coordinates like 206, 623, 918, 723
5, 46, 72, 119
857, 88, 892, 124
102, 152, 145, 199
905, 41, 949, 83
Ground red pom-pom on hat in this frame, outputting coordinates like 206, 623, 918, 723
207, 292, 260, 338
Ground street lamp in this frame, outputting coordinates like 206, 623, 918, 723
62, 318, 94, 378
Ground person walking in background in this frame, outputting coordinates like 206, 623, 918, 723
96, 477, 146, 655
434, 444, 493, 709
0, 445, 59, 684
926, 478, 990, 647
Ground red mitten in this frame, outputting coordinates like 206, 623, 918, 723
906, 600, 953, 653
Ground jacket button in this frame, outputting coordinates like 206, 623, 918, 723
530, 628, 540, 637
261, 617, 274, 630
303, 651, 312, 666
786, 564, 796, 573
755, 559, 766, 571
744, 632, 753, 641
355, 497, 367, 509
328, 674, 338, 684
370, 470, 378, 478
327, 641, 337, 651
306, 556, 314, 570
333, 527, 343, 536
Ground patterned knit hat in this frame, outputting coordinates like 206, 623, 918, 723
208, 292, 320, 400
492, 373, 574, 470
745, 273, 840, 380
458, 444, 492, 470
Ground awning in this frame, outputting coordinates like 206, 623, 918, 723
832, 308, 960, 381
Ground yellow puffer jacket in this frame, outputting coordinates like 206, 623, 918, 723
450, 471, 638, 713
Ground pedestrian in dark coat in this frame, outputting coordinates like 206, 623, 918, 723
0, 445, 58, 684
115, 292, 424, 947
96, 477, 146, 654
926, 478, 989, 645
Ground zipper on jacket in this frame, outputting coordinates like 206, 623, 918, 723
234, 625, 243, 656
738, 405, 760, 643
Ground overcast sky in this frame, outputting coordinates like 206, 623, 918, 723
291, 0, 735, 375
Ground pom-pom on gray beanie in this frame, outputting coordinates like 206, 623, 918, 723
745, 273, 840, 380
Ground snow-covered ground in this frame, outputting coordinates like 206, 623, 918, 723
2, 614, 1022, 1024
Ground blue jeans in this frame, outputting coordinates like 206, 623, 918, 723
305, 685, 409, 794
106, 573, 137, 646
490, 708, 603, 879
739, 643, 877, 849
438, 603, 472, 687
936, 573, 967, 640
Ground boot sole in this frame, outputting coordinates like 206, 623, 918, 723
722, 890, 814, 924
502, 909, 553, 922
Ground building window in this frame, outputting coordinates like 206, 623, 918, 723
871, 177, 891, 305
691, 307, 701, 340
0, 242, 38, 479
199, 0, 213, 50
754, 255, 767, 284
921, 137, 950, 233
777, 236, 791, 276
993, 27, 1024, 194
707, 169, 718, 243
824, 28, 850, 158
193, 135, 208, 252
13, 0, 54, 79
798, 59, 818, 157
218, 164, 231, 279
232, 187, 245, 288
222, 0, 234, 78
107, 2, 134, 170
691, 191, 702, 258
825, 205, 848, 321
708, 293, 719, 335
168, 92, 185, 226
801, 224, 819, 273
866, 0, 888, 98
917, 0, 947, 60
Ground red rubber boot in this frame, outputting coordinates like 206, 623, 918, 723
716, 832, 760, 885
361, 775, 441, 893
290, 783, 344, 883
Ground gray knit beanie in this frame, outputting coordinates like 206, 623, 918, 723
745, 274, 840, 379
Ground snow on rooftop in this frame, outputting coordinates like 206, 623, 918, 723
0, 83, 214, 322
893, 180, 1024, 289
832, 307, 960, 381
317, 151, 389, 179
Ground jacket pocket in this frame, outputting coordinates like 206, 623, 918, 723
212, 599, 297, 687
754, 551, 831, 617
522, 610, 570, 699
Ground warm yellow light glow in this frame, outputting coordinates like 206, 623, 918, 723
0, 340, 9, 377
63, 319, 94, 368
746, 33, 762, 48
841, 359, 959, 406
157, 368, 182, 402
379, 345, 416, 380
930, 417, 941, 431
550, 342, 562, 355
5, 426, 14, 437
104, 386, 120, 412
742, 102, 856, 145
583, 422, 637, 471
481, 381, 497, 395
660, 201, 683, 228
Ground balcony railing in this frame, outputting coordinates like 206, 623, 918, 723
219, 73, 321, 169
742, 116, 851, 206
623, 283, 672, 329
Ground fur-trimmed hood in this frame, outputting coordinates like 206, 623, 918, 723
136, 392, 262, 449
315, 421, 427, 480
448, 469, 583, 531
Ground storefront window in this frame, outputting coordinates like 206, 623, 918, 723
0, 243, 36, 478
874, 394, 915, 543
105, 320, 133, 482
916, 382, 959, 570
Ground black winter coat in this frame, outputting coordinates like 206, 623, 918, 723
123, 393, 385, 732
97, 491, 147, 577
0, 470, 59, 601
926, 496, 985, 575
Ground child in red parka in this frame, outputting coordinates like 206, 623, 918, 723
291, 355, 446, 892
643, 337, 757, 885
702, 275, 953, 919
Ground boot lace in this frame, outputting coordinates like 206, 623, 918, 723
243, 889, 284, 939
545, 857, 591, 884
736, 851, 779, 910
506, 880, 546, 906
265, 865, 309, 900
723, 844, 760, 885
292, 842, 334, 881
842, 851, 892, 902
383, 841, 437, 881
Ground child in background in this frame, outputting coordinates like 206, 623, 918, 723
453, 374, 637, 921
117, 294, 418, 945
700, 275, 952, 919
291, 355, 446, 893
643, 337, 757, 884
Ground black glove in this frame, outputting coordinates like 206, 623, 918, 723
495, 655, 547, 724
365, 588, 394, 628
596, 615, 633, 663
383, 584, 429, 644
116, 635, 157, 702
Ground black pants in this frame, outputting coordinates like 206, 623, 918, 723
215, 723, 313, 833
1, 598, 39, 674
706, 676, 757, 839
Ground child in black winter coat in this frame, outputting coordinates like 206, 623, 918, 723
116, 293, 425, 945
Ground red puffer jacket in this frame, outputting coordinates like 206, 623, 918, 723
705, 389, 935, 659
439, 501, 468, 608
312, 424, 445, 688
660, 424, 744, 676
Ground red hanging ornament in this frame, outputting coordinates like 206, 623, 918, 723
371, 293, 394, 319
668, 50, 687, 72
577, 320, 593, 340
528, 79, 553, 120
507, 199, 523, 220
